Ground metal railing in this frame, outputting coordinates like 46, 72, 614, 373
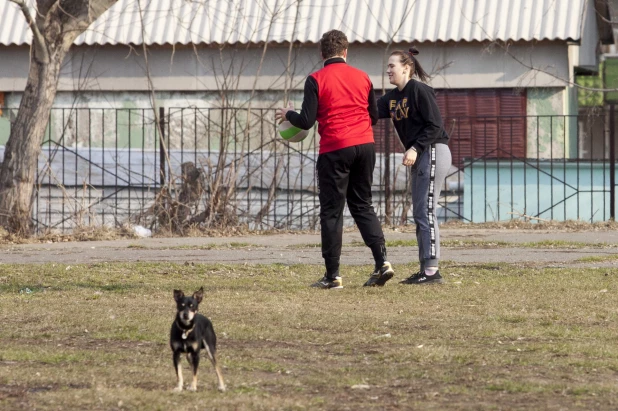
0, 107, 614, 232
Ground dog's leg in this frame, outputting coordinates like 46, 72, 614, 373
188, 352, 200, 391
173, 351, 183, 392
204, 341, 226, 392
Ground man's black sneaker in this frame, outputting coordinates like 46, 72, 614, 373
363, 262, 395, 287
310, 276, 343, 289
399, 270, 443, 285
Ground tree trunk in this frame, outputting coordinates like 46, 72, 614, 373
0, 0, 119, 235
0, 51, 65, 235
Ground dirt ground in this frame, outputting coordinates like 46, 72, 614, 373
2, 228, 618, 268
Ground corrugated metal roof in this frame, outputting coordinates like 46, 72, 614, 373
0, 0, 591, 46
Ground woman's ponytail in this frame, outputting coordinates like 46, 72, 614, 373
407, 46, 429, 83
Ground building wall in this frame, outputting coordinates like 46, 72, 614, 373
0, 88, 573, 159
0, 40, 570, 94
0, 40, 575, 159
0, 90, 305, 147
525, 88, 573, 158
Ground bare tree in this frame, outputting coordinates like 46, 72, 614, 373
0, 0, 118, 235
130, 0, 323, 233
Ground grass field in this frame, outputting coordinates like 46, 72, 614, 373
0, 261, 617, 410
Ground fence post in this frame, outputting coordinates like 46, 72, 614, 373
610, 104, 615, 220
159, 107, 166, 186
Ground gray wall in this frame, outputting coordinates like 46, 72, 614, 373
0, 40, 570, 95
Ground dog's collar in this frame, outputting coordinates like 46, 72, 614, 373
175, 320, 195, 340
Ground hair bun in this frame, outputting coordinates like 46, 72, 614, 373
408, 47, 419, 56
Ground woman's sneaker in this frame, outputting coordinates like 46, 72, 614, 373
310, 275, 343, 289
399, 270, 443, 284
363, 262, 395, 287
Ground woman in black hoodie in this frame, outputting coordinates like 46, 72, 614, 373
377, 47, 452, 284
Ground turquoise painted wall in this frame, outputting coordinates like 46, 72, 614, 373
463, 160, 615, 222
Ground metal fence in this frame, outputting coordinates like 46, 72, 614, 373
0, 107, 614, 232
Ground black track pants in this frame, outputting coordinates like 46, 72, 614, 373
317, 143, 386, 278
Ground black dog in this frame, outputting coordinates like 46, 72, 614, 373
170, 287, 226, 392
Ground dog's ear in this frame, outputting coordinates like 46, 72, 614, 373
193, 287, 204, 304
173, 289, 184, 302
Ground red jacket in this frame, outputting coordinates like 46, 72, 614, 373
286, 58, 378, 154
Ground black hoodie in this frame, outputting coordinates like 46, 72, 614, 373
377, 79, 449, 152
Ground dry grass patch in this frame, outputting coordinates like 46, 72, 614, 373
438, 219, 618, 231
0, 262, 617, 410
342, 239, 618, 250
576, 254, 618, 263
166, 242, 257, 251
2, 218, 618, 246
126, 242, 259, 251
0, 225, 321, 245
0, 225, 138, 245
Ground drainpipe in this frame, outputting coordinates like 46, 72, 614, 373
566, 41, 580, 160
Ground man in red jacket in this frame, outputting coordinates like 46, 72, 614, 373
276, 30, 393, 289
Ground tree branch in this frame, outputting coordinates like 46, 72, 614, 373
595, 6, 618, 26
9, 0, 49, 63
456, 4, 618, 93
491, 41, 618, 92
